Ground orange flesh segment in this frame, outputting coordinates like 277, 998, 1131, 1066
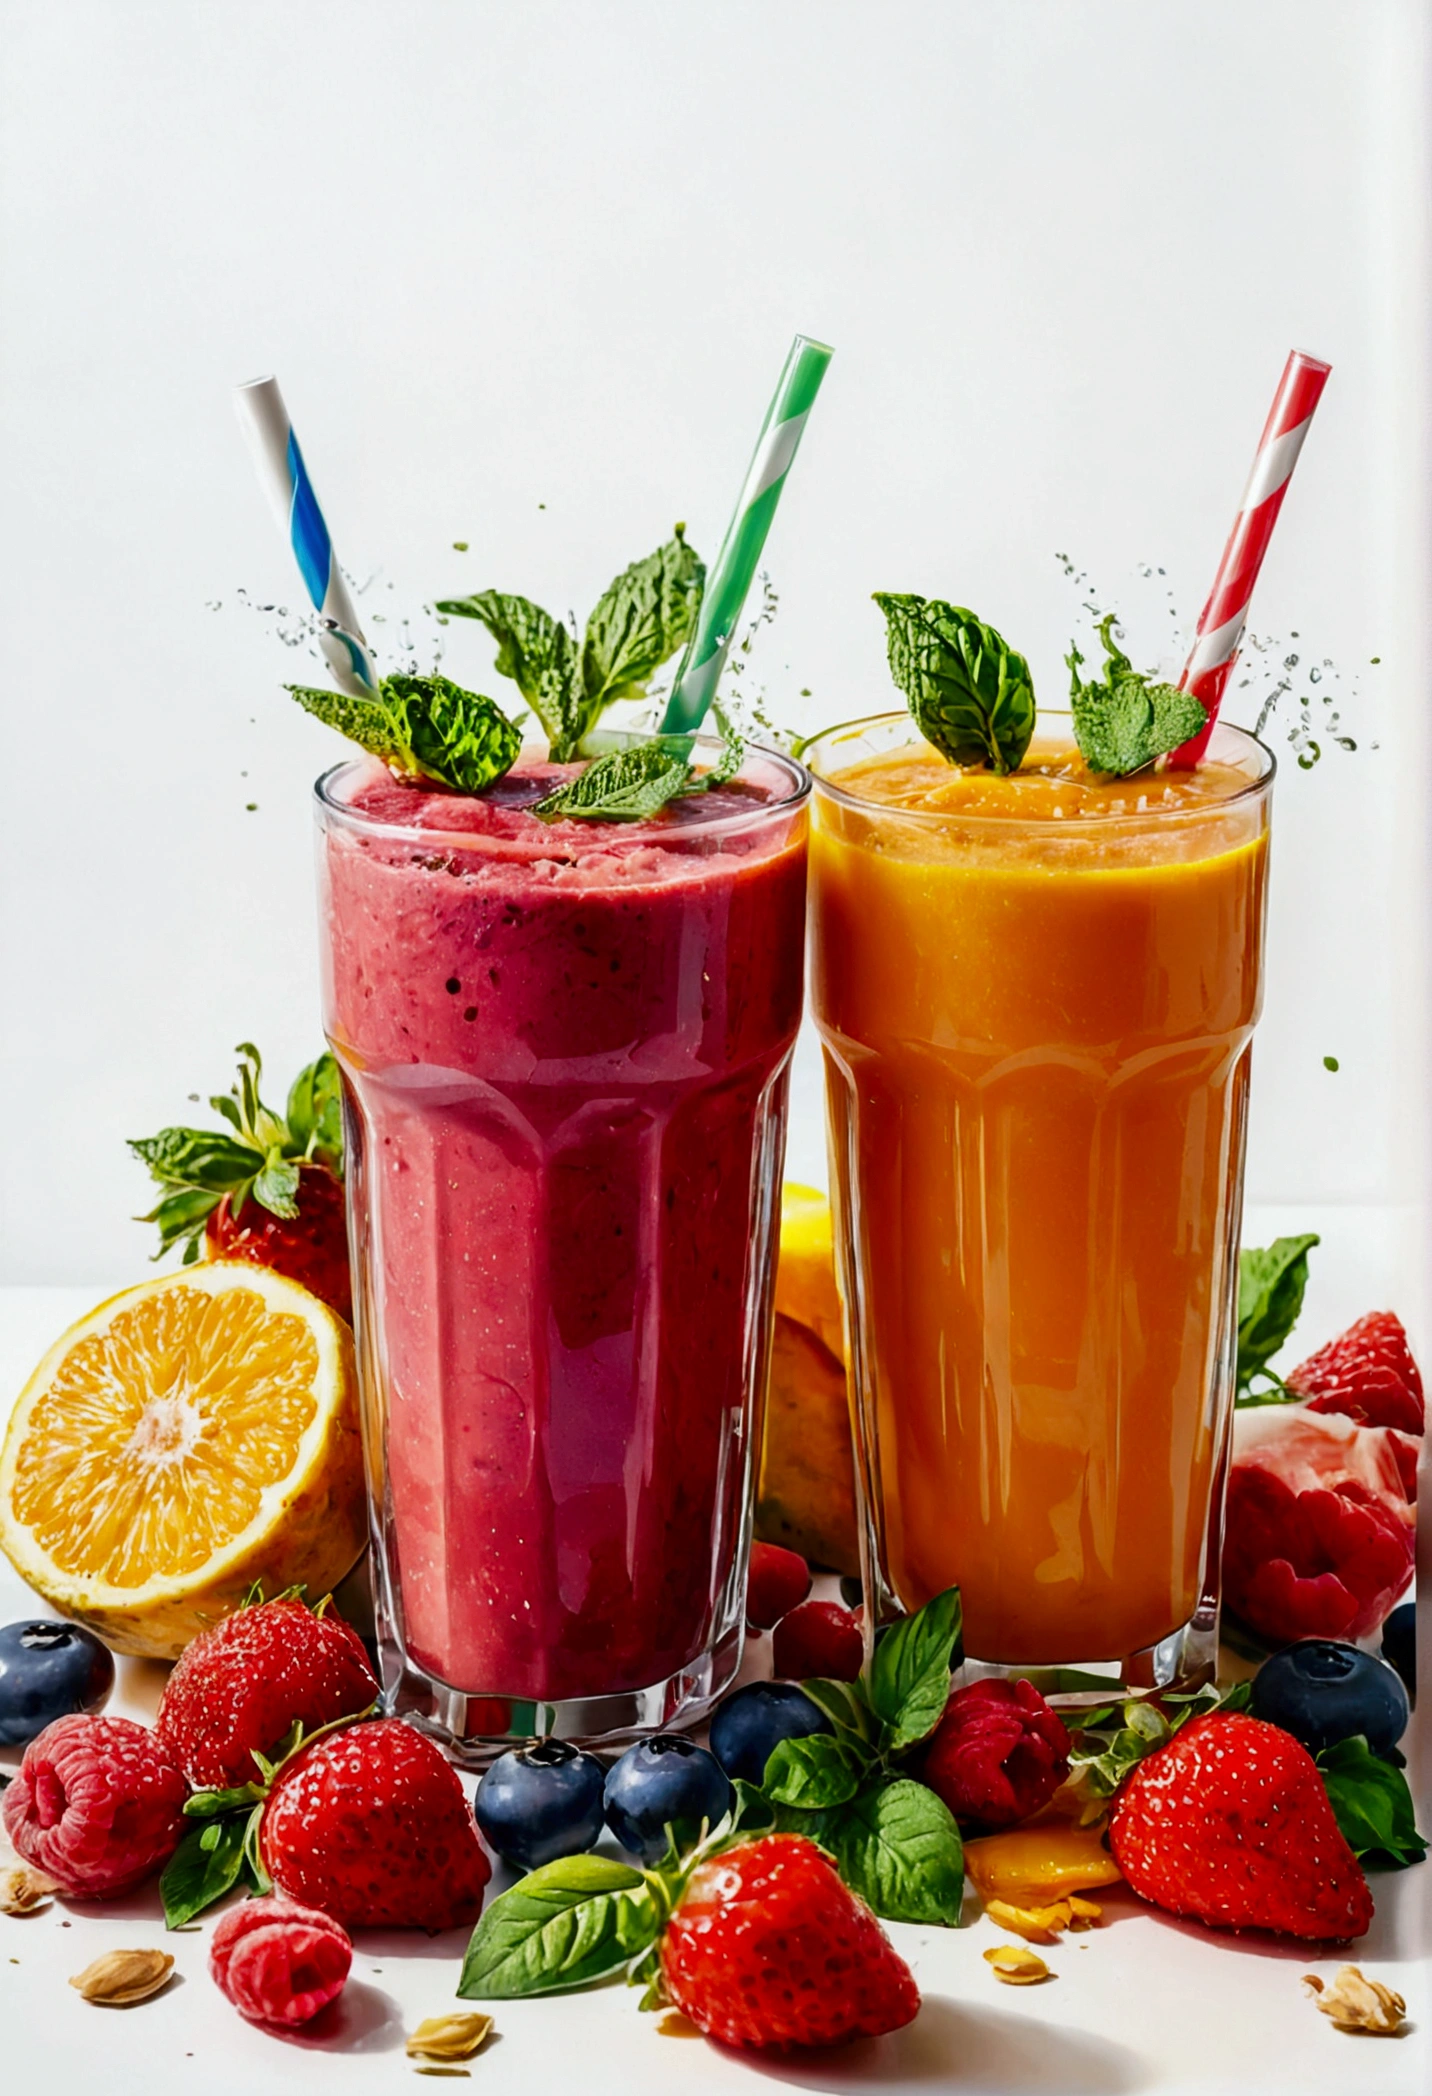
964, 1824, 1123, 1905
13, 1285, 319, 1585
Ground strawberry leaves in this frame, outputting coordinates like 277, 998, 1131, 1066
130, 1045, 343, 1264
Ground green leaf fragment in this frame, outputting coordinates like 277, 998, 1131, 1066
580, 529, 705, 726
1316, 1735, 1428, 1869
869, 1586, 963, 1752
826, 1779, 965, 1927
287, 673, 521, 795
432, 592, 581, 756
457, 1856, 659, 2000
1236, 1233, 1321, 1401
874, 594, 1036, 775
761, 1731, 872, 1811
1066, 617, 1208, 777
285, 1053, 344, 1175
160, 1811, 259, 1929
286, 683, 414, 767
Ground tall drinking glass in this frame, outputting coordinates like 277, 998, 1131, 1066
315, 743, 809, 1759
807, 713, 1272, 1694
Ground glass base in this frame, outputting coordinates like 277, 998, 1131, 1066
955, 1602, 1220, 1710
375, 1622, 746, 1769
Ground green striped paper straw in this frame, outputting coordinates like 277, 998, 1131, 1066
660, 333, 833, 734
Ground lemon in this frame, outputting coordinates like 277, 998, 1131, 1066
0, 1264, 365, 1658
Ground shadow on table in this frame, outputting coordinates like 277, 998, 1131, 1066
270, 1979, 407, 2052
718, 1995, 1148, 2092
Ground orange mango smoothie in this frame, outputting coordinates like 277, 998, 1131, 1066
809, 715, 1271, 1670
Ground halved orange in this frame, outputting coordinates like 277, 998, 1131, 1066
0, 1264, 365, 1657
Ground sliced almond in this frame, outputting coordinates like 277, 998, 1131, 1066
0, 1865, 59, 1916
985, 1898, 1069, 1943
984, 1944, 1051, 1986
407, 2012, 494, 2062
655, 2009, 702, 2038
69, 1949, 175, 2006
1303, 1966, 1406, 2036
1067, 1896, 1104, 1930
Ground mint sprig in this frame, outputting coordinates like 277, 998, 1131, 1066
874, 593, 1036, 775
530, 710, 744, 825
1234, 1233, 1321, 1405
288, 672, 520, 795
1066, 616, 1208, 777
438, 527, 704, 763
130, 1044, 343, 1263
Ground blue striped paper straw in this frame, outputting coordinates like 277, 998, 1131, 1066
233, 376, 380, 697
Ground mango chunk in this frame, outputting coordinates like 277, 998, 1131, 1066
756, 1312, 859, 1573
964, 1824, 1123, 1906
773, 1184, 846, 1362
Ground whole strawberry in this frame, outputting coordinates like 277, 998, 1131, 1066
661, 1834, 920, 2049
2, 1713, 187, 1897
1109, 1712, 1372, 1941
260, 1717, 490, 1930
130, 1043, 351, 1320
210, 1894, 352, 2026
156, 1595, 377, 1790
1287, 1311, 1426, 1436
915, 1679, 1070, 1830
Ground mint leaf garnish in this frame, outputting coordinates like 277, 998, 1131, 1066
431, 592, 582, 757
531, 712, 745, 825
287, 672, 520, 794
580, 528, 705, 725
1235, 1233, 1321, 1404
1066, 616, 1208, 777
438, 528, 704, 761
874, 593, 1036, 775
869, 1585, 963, 1752
827, 1779, 964, 1927
457, 1856, 659, 1999
1316, 1735, 1428, 1869
130, 1044, 343, 1263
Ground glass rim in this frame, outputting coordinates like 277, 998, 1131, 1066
313, 733, 812, 850
803, 709, 1275, 831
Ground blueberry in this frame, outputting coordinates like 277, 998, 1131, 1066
1381, 1603, 1415, 1703
603, 1735, 732, 1865
474, 1739, 607, 1873
0, 1619, 115, 1746
708, 1681, 832, 1784
1251, 1638, 1409, 1756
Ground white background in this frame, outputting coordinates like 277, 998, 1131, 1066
1, 0, 1429, 1295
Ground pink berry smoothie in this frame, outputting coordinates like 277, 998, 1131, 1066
316, 750, 808, 1711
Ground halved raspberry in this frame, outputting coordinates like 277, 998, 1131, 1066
1, 1713, 187, 1897
1286, 1311, 1425, 1436
915, 1679, 1070, 1831
1223, 1406, 1416, 1643
209, 1895, 352, 2026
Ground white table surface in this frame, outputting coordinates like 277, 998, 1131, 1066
1, 1220, 1427, 2095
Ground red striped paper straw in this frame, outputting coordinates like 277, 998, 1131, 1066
1168, 349, 1332, 766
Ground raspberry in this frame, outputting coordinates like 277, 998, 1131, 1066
1, 1713, 187, 1897
771, 1600, 863, 1682
915, 1680, 1070, 1831
1286, 1311, 1425, 1436
157, 1596, 377, 1790
209, 1895, 352, 2026
746, 1543, 811, 1631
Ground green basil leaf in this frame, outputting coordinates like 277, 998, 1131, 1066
160, 1814, 252, 1928
385, 673, 522, 795
433, 591, 581, 756
869, 1586, 963, 1752
1236, 1234, 1321, 1399
1317, 1736, 1428, 1869
798, 1676, 881, 1749
827, 1779, 964, 1926
580, 529, 704, 730
874, 594, 1035, 775
531, 742, 695, 824
761, 1732, 870, 1810
457, 1856, 658, 1999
